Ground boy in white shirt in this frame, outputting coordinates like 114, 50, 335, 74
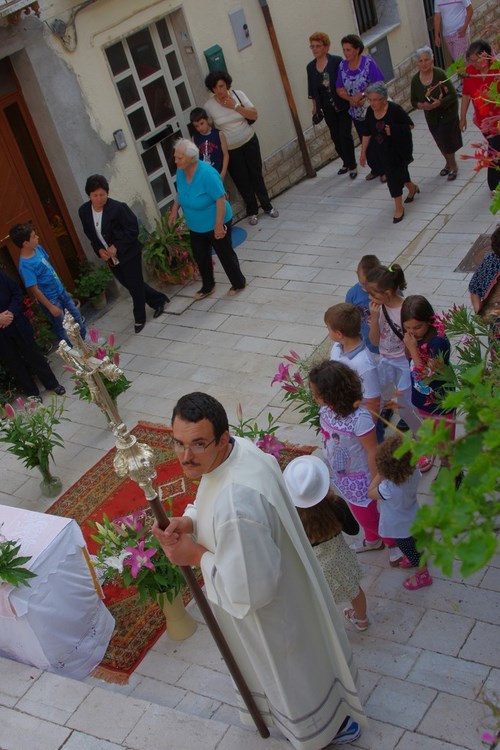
326, 303, 380, 425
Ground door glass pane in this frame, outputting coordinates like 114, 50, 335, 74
143, 78, 174, 126
150, 173, 169, 202
4, 103, 81, 278
141, 147, 162, 175
160, 131, 181, 176
106, 43, 129, 76
117, 76, 140, 108
0, 58, 17, 97
156, 19, 172, 48
166, 51, 181, 80
175, 82, 191, 111
128, 108, 150, 139
129, 29, 160, 80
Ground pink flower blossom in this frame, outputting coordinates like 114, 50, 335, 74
114, 511, 145, 533
95, 347, 107, 360
282, 383, 299, 393
236, 402, 243, 422
293, 371, 304, 386
63, 365, 76, 373
283, 350, 301, 364
256, 433, 285, 458
4, 403, 15, 419
124, 541, 156, 578
482, 731, 498, 745
89, 328, 99, 344
108, 333, 115, 348
271, 362, 290, 385
15, 397, 25, 410
113, 353, 120, 365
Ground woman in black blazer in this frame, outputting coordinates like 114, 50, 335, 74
307, 32, 356, 178
78, 175, 168, 333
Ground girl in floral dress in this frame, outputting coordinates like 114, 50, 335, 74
309, 360, 400, 563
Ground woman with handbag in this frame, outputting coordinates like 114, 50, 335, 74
307, 32, 357, 179
204, 70, 278, 226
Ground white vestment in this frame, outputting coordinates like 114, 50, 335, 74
184, 437, 365, 750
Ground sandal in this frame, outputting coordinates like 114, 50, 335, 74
343, 608, 369, 631
403, 568, 432, 591
399, 556, 415, 569
447, 170, 457, 181
227, 285, 246, 296
439, 167, 451, 176
365, 172, 377, 181
195, 287, 215, 300
417, 455, 435, 473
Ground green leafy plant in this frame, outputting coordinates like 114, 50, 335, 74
230, 403, 285, 459
0, 530, 36, 588
74, 261, 113, 299
63, 328, 131, 403
0, 396, 66, 478
141, 214, 198, 286
89, 509, 185, 605
271, 350, 320, 433
394, 306, 499, 577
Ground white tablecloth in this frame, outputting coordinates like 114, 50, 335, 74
0, 506, 115, 679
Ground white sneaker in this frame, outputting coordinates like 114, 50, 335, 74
267, 208, 279, 218
248, 215, 258, 225
350, 539, 384, 553
389, 547, 403, 566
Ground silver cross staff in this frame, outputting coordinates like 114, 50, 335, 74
57, 311, 270, 738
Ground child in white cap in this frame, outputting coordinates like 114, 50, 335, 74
284, 454, 369, 631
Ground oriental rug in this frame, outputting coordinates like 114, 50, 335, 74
47, 421, 315, 683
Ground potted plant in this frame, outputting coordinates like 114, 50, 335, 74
90, 510, 197, 640
74, 261, 113, 309
140, 215, 199, 287
0, 397, 66, 497
63, 328, 131, 405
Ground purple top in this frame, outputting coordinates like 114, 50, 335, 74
336, 55, 384, 120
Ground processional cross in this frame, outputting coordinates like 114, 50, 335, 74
58, 312, 269, 738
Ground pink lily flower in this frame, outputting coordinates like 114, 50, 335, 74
283, 350, 301, 364
113, 353, 120, 365
282, 383, 298, 393
16, 397, 26, 410
482, 731, 498, 745
4, 403, 15, 419
107, 333, 115, 348
96, 347, 107, 360
114, 511, 145, 533
293, 371, 304, 386
256, 433, 285, 458
89, 328, 99, 344
124, 541, 156, 578
271, 362, 290, 386
236, 402, 243, 422
63, 365, 76, 373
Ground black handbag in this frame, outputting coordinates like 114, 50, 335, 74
233, 91, 256, 125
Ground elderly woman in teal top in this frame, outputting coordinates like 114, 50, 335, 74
168, 139, 246, 300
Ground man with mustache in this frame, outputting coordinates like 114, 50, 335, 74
153, 392, 364, 748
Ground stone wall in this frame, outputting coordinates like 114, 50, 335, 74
231, 0, 499, 221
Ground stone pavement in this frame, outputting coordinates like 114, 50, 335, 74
1, 107, 499, 750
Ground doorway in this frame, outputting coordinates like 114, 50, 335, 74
0, 58, 84, 289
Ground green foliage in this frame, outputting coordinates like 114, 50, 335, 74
398, 307, 499, 577
74, 261, 113, 299
66, 329, 131, 403
0, 397, 66, 476
230, 405, 285, 458
271, 351, 321, 433
141, 215, 198, 286
0, 533, 36, 588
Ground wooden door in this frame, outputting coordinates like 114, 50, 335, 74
0, 58, 84, 289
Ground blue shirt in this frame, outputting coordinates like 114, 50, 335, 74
345, 282, 379, 354
18, 245, 64, 299
177, 160, 231, 233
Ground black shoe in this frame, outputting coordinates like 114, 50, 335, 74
380, 408, 394, 423
337, 166, 349, 175
134, 322, 145, 333
396, 419, 410, 432
393, 210, 405, 224
153, 301, 168, 318
53, 385, 66, 396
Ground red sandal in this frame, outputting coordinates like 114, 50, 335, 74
403, 568, 432, 590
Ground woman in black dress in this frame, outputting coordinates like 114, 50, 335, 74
360, 83, 419, 224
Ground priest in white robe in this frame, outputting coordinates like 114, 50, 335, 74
153, 392, 365, 749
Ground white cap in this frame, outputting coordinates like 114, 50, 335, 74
283, 455, 330, 508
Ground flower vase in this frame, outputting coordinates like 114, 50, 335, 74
157, 593, 197, 641
38, 466, 62, 497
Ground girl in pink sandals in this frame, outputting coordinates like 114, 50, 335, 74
368, 435, 432, 590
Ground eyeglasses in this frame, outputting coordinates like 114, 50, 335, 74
169, 436, 217, 455
309, 44, 324, 49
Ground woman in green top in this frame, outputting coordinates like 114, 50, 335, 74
410, 46, 462, 181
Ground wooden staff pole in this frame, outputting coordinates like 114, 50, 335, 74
258, 0, 316, 178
